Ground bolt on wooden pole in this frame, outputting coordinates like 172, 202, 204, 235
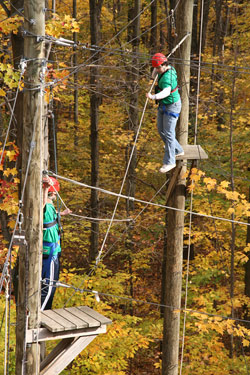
15, 1, 45, 374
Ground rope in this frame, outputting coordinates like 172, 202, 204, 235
53, 188, 132, 222
0, 135, 36, 294
49, 171, 250, 227
94, 88, 155, 265
46, 277, 250, 326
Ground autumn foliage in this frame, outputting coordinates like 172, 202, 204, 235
0, 1, 250, 374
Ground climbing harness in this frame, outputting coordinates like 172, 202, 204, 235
159, 105, 180, 118
43, 219, 58, 230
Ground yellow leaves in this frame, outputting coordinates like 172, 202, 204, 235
0, 88, 6, 97
0, 197, 18, 215
204, 177, 217, 191
227, 207, 235, 214
0, 63, 20, 90
6, 150, 18, 162
224, 190, 240, 201
3, 167, 17, 177
187, 168, 205, 192
46, 14, 80, 38
220, 180, 230, 189
242, 339, 250, 347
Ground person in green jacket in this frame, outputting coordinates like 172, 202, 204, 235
146, 52, 184, 173
41, 176, 71, 310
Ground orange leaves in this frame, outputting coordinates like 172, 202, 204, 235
0, 142, 19, 218
0, 14, 22, 35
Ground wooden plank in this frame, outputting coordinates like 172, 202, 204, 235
26, 325, 107, 343
66, 306, 100, 328
77, 306, 112, 325
165, 166, 181, 203
40, 335, 97, 375
175, 145, 208, 160
41, 310, 77, 332
40, 313, 65, 333
54, 308, 89, 329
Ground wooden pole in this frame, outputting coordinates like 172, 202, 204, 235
162, 1, 193, 375
15, 1, 45, 374
89, 0, 103, 262
73, 0, 79, 147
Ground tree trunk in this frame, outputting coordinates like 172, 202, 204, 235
15, 0, 45, 373
125, 0, 140, 310
201, 0, 211, 54
89, 0, 103, 262
73, 0, 79, 147
150, 0, 157, 53
162, 2, 193, 375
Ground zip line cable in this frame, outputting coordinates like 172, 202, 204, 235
62, 178, 169, 306
48, 171, 250, 227
28, 0, 182, 93
37, 0, 158, 90
54, 188, 133, 223
41, 276, 250, 327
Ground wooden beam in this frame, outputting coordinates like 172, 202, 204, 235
165, 166, 182, 203
40, 335, 97, 375
26, 325, 107, 343
40, 337, 74, 373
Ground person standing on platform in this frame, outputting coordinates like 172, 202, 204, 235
41, 176, 71, 310
146, 53, 184, 173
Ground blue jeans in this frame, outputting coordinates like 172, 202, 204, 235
157, 100, 183, 165
41, 242, 60, 310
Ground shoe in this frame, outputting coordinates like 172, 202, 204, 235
176, 151, 184, 157
159, 164, 176, 173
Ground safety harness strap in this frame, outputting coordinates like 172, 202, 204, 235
160, 104, 180, 118
43, 219, 57, 229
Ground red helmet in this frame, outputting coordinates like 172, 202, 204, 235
152, 53, 167, 68
48, 177, 60, 192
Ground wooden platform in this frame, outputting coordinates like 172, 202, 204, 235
175, 145, 208, 160
164, 145, 208, 203
26, 306, 112, 375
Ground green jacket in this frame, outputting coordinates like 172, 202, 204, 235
157, 66, 180, 105
43, 203, 61, 255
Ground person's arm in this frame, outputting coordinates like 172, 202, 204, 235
60, 208, 72, 216
146, 86, 171, 100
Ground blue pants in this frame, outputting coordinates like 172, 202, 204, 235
157, 100, 183, 165
41, 243, 60, 311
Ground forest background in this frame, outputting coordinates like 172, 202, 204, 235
0, 0, 250, 374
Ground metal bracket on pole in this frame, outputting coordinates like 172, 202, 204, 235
13, 209, 27, 246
